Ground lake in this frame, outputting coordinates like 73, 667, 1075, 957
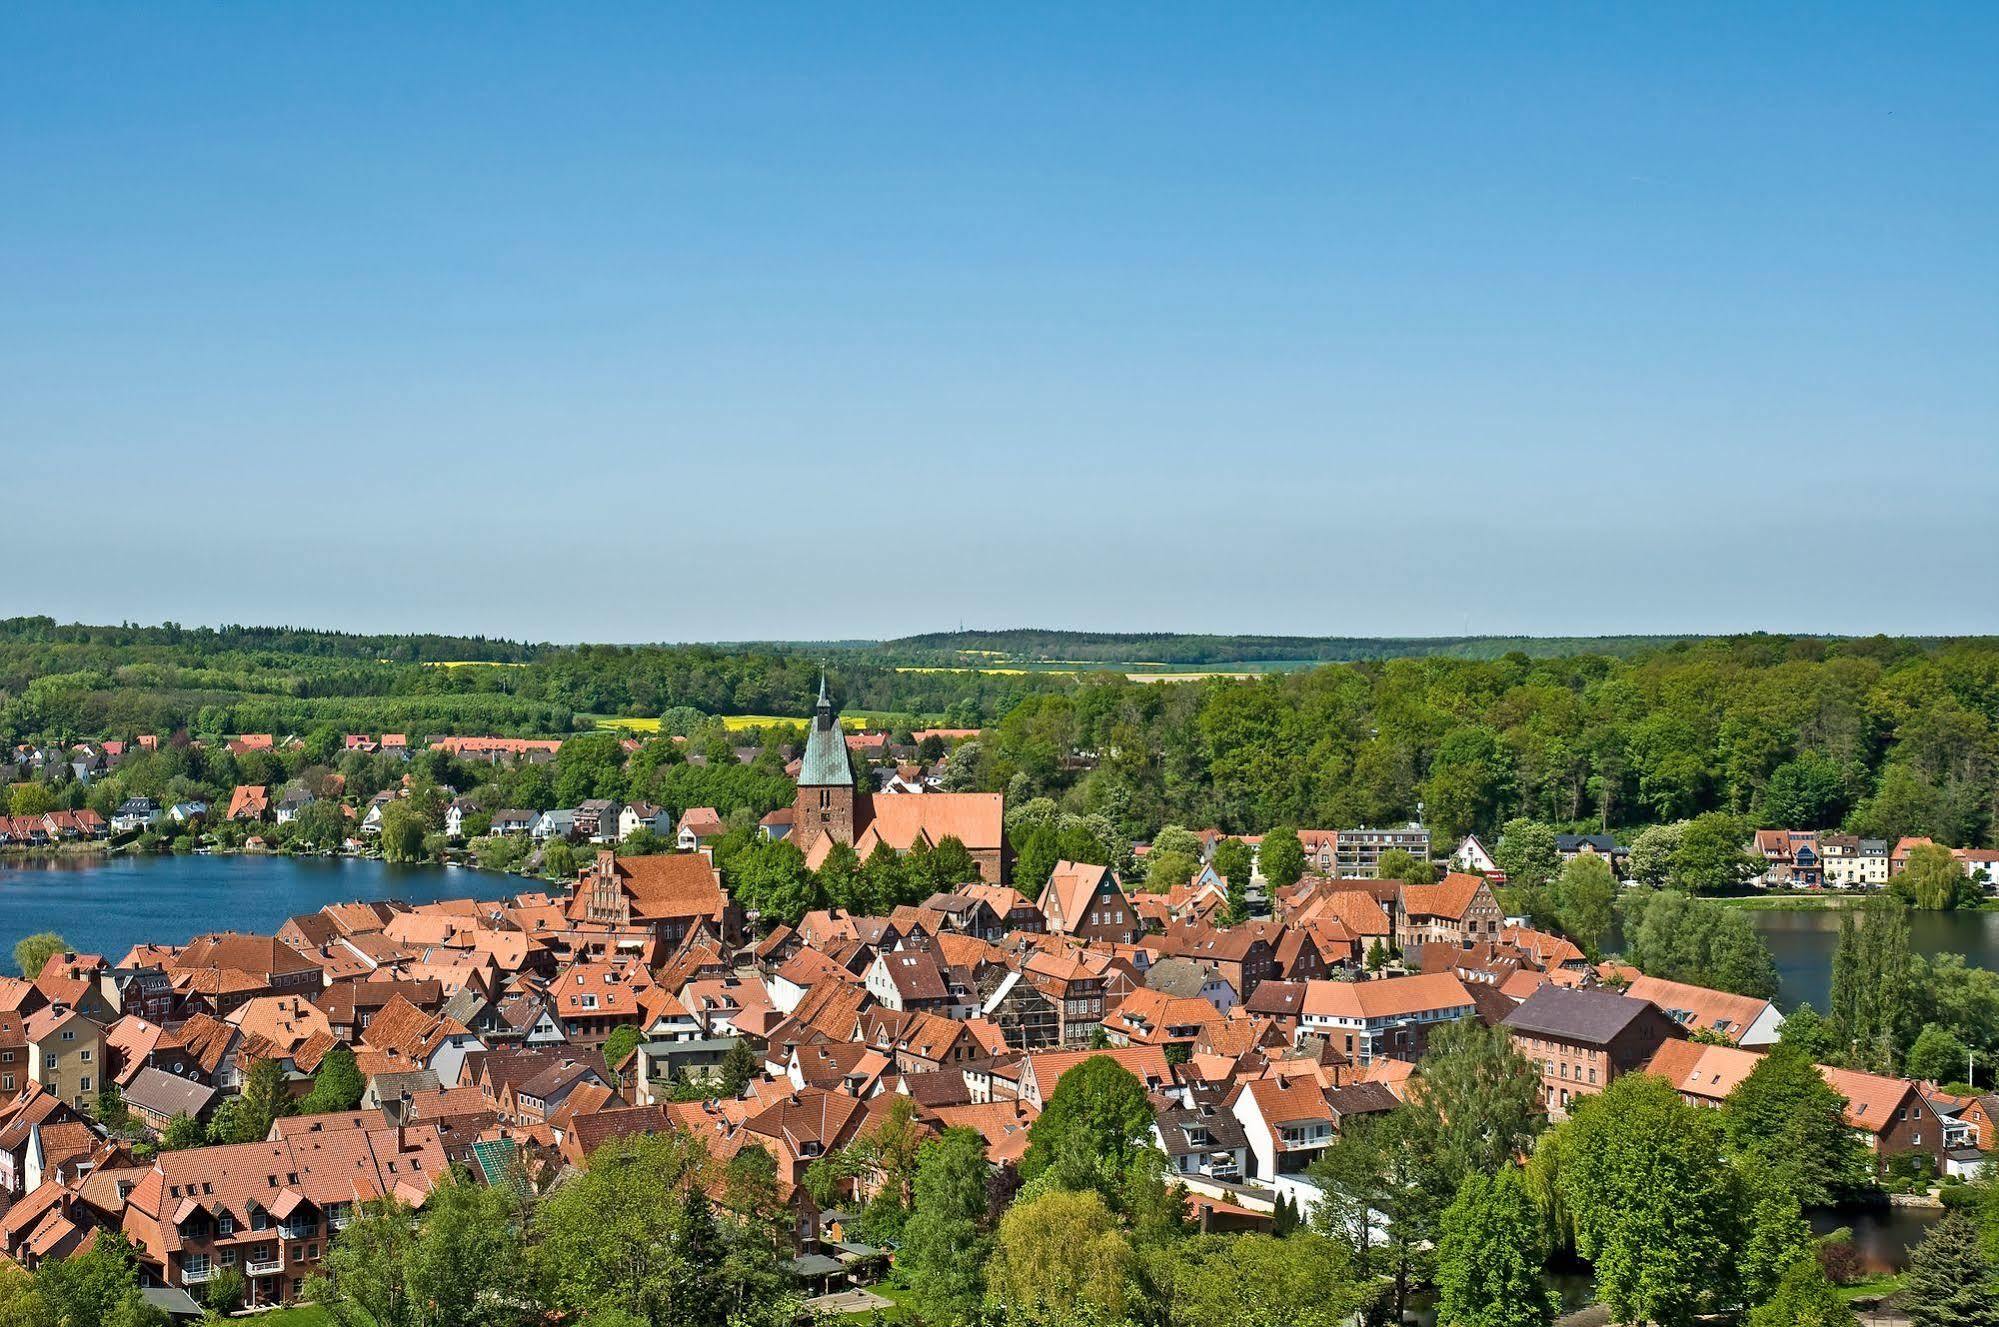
1746, 906, 1999, 1011
0, 854, 507, 962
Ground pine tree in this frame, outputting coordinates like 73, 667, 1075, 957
1903, 1210, 1999, 1327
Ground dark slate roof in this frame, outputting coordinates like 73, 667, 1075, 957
798, 676, 854, 787
1554, 834, 1621, 853
1155, 1100, 1249, 1157
898, 1069, 974, 1109
1146, 958, 1218, 1000
1501, 985, 1657, 1046
124, 1066, 216, 1119
1325, 1082, 1401, 1119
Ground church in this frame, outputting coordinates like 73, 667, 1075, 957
793, 677, 1009, 884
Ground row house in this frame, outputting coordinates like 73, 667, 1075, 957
1501, 985, 1683, 1120
1100, 987, 1226, 1055
567, 850, 742, 948
1297, 973, 1477, 1067
1554, 834, 1628, 871
121, 1122, 449, 1306
1019, 950, 1110, 1047
1037, 861, 1142, 946
1619, 974, 1785, 1048
1646, 1041, 1949, 1176
1227, 1075, 1397, 1179
1154, 1087, 1250, 1182
1751, 829, 1823, 888
1332, 825, 1431, 878
1390, 874, 1505, 950
980, 970, 1064, 1051
1818, 834, 1891, 888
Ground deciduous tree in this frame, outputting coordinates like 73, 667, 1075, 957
1556, 1074, 1743, 1327
1434, 1167, 1556, 1327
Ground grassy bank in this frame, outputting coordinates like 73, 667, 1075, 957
1711, 892, 1999, 913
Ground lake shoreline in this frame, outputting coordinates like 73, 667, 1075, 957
0, 854, 544, 961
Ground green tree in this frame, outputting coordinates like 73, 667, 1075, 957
1143, 850, 1199, 892
1434, 1167, 1556, 1327
602, 1025, 643, 1078
1747, 1257, 1854, 1327
900, 1127, 994, 1325
159, 1111, 206, 1151
34, 1230, 167, 1327
1549, 852, 1616, 957
530, 1129, 780, 1327
1259, 827, 1306, 889
1625, 820, 1685, 888
1777, 1002, 1837, 1061
1150, 825, 1203, 860
1210, 838, 1253, 893
199, 1265, 247, 1315
541, 837, 580, 882
987, 1188, 1136, 1321
8, 784, 58, 817
378, 799, 429, 863
1375, 848, 1437, 885
1761, 753, 1856, 830
1020, 1057, 1157, 1198
1670, 812, 1757, 893
1722, 1043, 1870, 1207
717, 1038, 761, 1098
1495, 819, 1562, 900
234, 1058, 295, 1142
1828, 898, 1916, 1071
728, 839, 819, 924
1154, 1232, 1374, 1327
300, 1044, 367, 1114
1556, 1074, 1743, 1327
1740, 1185, 1814, 1307
1902, 1209, 1999, 1327
1907, 1023, 1972, 1085
1619, 888, 1780, 999
94, 1082, 130, 1131
1308, 1111, 1426, 1319
1894, 842, 1978, 911
12, 932, 65, 979
1403, 1017, 1544, 1206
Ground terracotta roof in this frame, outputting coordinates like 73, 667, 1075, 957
1021, 1046, 1175, 1101
1622, 975, 1775, 1045
1399, 873, 1490, 920
857, 793, 1005, 855
1642, 1040, 1760, 1104
1820, 1065, 1923, 1136
1301, 973, 1476, 1020
226, 785, 270, 819
603, 854, 730, 923
1038, 860, 1117, 933
931, 1100, 1034, 1163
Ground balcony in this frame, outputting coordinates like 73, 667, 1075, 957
246, 1256, 283, 1277
279, 1222, 316, 1241
181, 1265, 214, 1284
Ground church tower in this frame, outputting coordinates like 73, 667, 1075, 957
794, 674, 858, 856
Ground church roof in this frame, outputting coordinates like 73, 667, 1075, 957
799, 676, 854, 787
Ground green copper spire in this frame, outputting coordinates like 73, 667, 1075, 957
799, 674, 853, 787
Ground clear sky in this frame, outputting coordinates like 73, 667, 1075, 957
5, 5, 1995, 643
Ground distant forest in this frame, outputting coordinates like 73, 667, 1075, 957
6, 617, 1998, 852
868, 628, 1715, 665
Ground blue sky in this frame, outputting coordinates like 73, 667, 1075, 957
4, 5, 1995, 642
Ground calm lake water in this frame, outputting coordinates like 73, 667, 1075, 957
0, 854, 502, 961
1745, 906, 1999, 1012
